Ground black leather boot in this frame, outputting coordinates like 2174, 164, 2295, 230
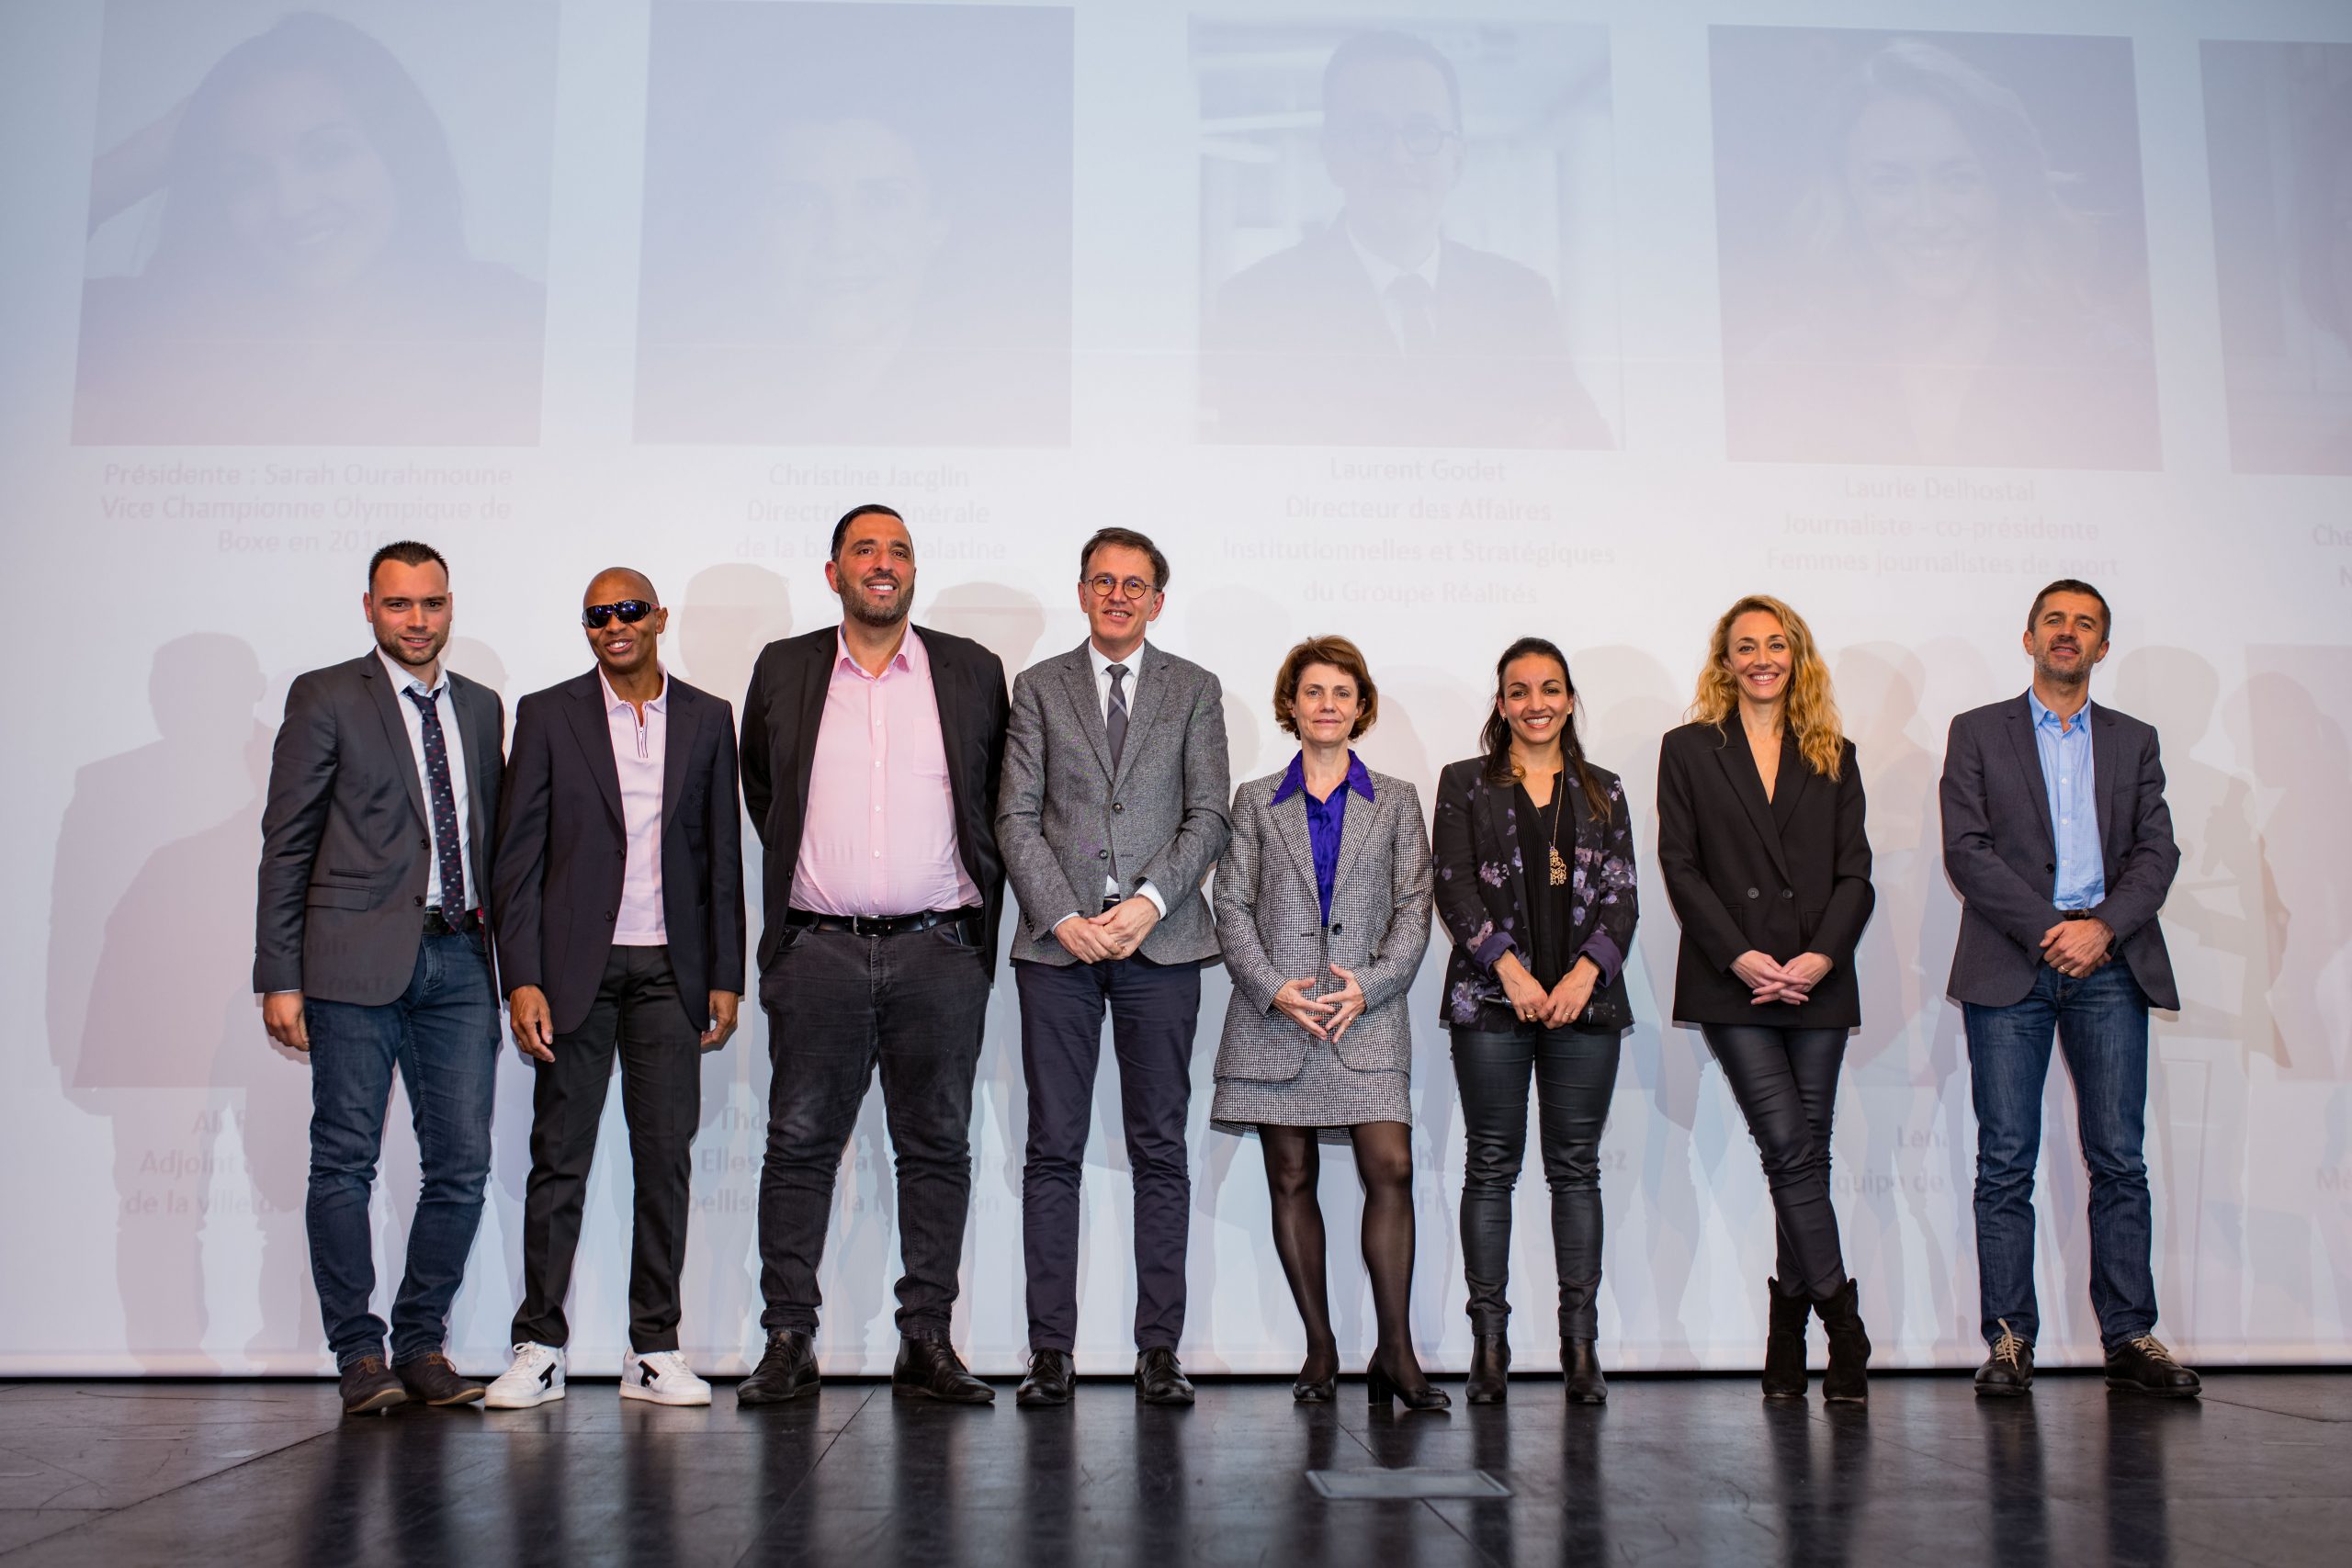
1464, 1333, 1510, 1404
1762, 1279, 1809, 1399
1815, 1279, 1871, 1404
1563, 1338, 1607, 1405
737, 1329, 820, 1405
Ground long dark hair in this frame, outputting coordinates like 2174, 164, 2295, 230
1479, 637, 1611, 820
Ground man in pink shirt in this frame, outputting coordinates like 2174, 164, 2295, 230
484, 568, 746, 1409
736, 505, 1011, 1406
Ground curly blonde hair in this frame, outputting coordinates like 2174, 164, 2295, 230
1688, 594, 1846, 780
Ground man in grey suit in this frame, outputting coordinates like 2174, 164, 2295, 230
1940, 579, 2198, 1400
996, 527, 1230, 1406
255, 541, 504, 1416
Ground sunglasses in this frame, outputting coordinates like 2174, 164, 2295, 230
582, 600, 655, 629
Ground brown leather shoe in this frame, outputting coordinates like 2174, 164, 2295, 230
2105, 1335, 2200, 1398
340, 1356, 407, 1416
1134, 1348, 1194, 1406
1974, 1321, 2034, 1397
395, 1351, 486, 1406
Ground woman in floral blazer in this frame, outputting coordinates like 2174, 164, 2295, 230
1431, 637, 1638, 1406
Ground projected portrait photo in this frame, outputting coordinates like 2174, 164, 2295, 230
1711, 28, 2160, 470
634, 2, 1074, 447
72, 4, 556, 447
2205, 42, 2352, 477
1195, 20, 1619, 450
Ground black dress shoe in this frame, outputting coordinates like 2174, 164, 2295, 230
1366, 1351, 1451, 1413
2105, 1335, 2201, 1398
738, 1329, 820, 1405
339, 1356, 407, 1416
395, 1352, 485, 1406
1017, 1348, 1075, 1407
892, 1333, 995, 1404
1974, 1321, 2034, 1397
1563, 1337, 1608, 1405
1464, 1333, 1510, 1404
1292, 1371, 1338, 1404
1135, 1348, 1194, 1406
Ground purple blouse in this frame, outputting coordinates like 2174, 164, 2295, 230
1271, 750, 1376, 926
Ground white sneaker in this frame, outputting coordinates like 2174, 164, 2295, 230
621, 1348, 711, 1406
484, 1342, 566, 1409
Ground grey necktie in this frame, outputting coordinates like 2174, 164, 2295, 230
1106, 663, 1130, 768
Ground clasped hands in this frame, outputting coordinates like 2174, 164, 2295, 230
1497, 953, 1599, 1030
2039, 915, 2113, 979
1273, 964, 1367, 1043
506, 984, 740, 1061
1053, 896, 1159, 963
1731, 950, 1833, 1006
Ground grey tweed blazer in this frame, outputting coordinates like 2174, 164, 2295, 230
1212, 762, 1433, 1082
997, 641, 1231, 965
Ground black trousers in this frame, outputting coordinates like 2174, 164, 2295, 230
1702, 1023, 1850, 1299
1013, 954, 1203, 1353
512, 944, 702, 1352
1451, 1024, 1622, 1340
755, 918, 989, 1337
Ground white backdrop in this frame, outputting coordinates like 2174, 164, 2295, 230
1, 0, 2346, 1377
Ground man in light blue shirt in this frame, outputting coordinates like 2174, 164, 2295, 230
2027, 688, 2104, 912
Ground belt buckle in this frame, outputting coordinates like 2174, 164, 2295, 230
847, 913, 880, 938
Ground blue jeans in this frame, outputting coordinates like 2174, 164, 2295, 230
1965, 961, 2156, 1352
303, 931, 499, 1370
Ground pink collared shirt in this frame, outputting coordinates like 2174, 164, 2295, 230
792, 627, 979, 918
605, 670, 669, 945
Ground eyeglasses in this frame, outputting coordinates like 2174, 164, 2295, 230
582, 600, 655, 629
1329, 113, 1462, 160
1084, 575, 1158, 602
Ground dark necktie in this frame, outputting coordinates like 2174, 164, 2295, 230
1106, 663, 1130, 769
404, 686, 467, 912
1387, 274, 1436, 356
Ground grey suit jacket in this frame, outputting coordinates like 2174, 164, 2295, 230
254, 652, 505, 1006
997, 641, 1231, 965
1213, 764, 1432, 1082
1939, 694, 2180, 1010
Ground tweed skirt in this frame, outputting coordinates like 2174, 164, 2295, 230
1210, 1043, 1411, 1145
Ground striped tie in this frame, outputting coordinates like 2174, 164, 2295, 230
1106, 663, 1130, 769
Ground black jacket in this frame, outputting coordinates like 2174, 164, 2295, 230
739, 625, 1011, 983
1656, 722, 1873, 1029
490, 670, 744, 1035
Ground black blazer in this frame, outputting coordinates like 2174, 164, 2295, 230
1656, 722, 1873, 1029
1430, 756, 1638, 1033
255, 652, 503, 1006
1939, 695, 2179, 1010
739, 625, 1011, 981
490, 671, 745, 1036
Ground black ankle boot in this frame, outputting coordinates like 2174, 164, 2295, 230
1562, 1338, 1607, 1405
1815, 1279, 1871, 1404
1464, 1333, 1510, 1404
1762, 1279, 1809, 1399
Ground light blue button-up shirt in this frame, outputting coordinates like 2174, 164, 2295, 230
2029, 690, 2104, 910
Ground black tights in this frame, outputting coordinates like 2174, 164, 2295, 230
1259, 1122, 1428, 1391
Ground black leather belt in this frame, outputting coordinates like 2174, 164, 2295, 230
424, 907, 483, 937
785, 907, 975, 938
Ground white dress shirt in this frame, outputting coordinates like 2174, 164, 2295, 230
604, 670, 669, 945
1066, 637, 1166, 926
376, 647, 472, 911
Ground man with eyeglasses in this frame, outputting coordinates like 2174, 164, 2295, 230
735, 504, 1012, 1406
1203, 28, 1611, 449
996, 527, 1230, 1406
255, 540, 504, 1415
481, 570, 744, 1410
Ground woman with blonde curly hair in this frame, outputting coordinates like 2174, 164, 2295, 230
1657, 594, 1877, 1402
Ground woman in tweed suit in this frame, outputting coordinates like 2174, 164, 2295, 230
1210, 637, 1445, 1411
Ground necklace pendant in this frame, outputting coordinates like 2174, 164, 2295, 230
1548, 844, 1570, 886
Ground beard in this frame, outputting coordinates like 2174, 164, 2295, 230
376, 626, 447, 669
841, 577, 913, 629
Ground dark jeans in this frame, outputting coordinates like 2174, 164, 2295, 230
1965, 961, 2157, 1351
1013, 954, 1202, 1353
755, 917, 989, 1337
1451, 1024, 1622, 1339
303, 930, 499, 1370
1702, 1023, 1850, 1300
512, 945, 703, 1353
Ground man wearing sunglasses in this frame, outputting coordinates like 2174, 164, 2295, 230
1202, 28, 1611, 449
482, 570, 745, 1409
735, 503, 1011, 1406
254, 540, 504, 1414
996, 527, 1230, 1406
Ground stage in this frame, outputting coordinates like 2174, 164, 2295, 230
0, 1372, 2341, 1565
